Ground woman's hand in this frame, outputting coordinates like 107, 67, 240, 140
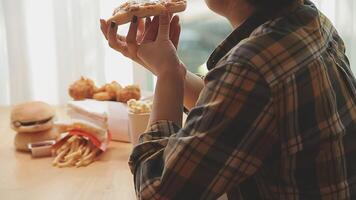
100, 13, 185, 77
100, 18, 146, 66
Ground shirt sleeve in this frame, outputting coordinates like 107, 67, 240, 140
129, 62, 278, 200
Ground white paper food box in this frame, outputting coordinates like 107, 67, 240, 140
67, 100, 130, 142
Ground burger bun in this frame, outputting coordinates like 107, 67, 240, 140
11, 101, 55, 133
14, 126, 60, 152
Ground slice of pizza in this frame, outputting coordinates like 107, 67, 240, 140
108, 0, 187, 25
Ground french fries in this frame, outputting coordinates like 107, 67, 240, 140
52, 135, 101, 168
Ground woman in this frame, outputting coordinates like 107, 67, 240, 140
100, 0, 356, 199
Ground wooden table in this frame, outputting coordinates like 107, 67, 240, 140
0, 106, 136, 200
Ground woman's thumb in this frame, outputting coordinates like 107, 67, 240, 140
158, 11, 170, 40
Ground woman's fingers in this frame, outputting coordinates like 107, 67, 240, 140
100, 19, 108, 40
170, 15, 181, 49
157, 11, 171, 40
101, 19, 126, 42
108, 22, 128, 54
145, 17, 152, 31
137, 18, 146, 43
126, 16, 139, 47
108, 22, 118, 47
117, 35, 126, 42
126, 16, 140, 56
142, 16, 159, 43
172, 23, 181, 49
169, 16, 177, 40
142, 17, 152, 39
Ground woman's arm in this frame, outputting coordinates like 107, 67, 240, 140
184, 71, 204, 110
149, 69, 185, 126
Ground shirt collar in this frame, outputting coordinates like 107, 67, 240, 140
206, 11, 272, 70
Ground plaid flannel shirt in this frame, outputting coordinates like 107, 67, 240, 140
129, 1, 356, 199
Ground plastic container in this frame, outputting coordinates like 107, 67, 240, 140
28, 140, 56, 158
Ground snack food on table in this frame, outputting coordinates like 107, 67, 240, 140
108, 0, 187, 25
104, 81, 123, 99
127, 99, 153, 144
95, 81, 123, 100
52, 120, 110, 168
69, 77, 96, 100
116, 85, 141, 103
68, 77, 141, 103
15, 128, 59, 151
52, 135, 101, 168
93, 92, 112, 101
127, 99, 152, 114
11, 101, 55, 133
10, 101, 60, 151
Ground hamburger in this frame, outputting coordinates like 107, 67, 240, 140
14, 128, 59, 152
10, 101, 59, 151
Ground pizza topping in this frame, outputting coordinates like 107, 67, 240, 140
164, 2, 175, 7
119, 2, 130, 9
111, 0, 187, 19
143, 2, 159, 6
128, 5, 140, 12
165, 0, 186, 6
113, 0, 183, 15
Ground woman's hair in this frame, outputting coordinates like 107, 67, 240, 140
246, 0, 298, 9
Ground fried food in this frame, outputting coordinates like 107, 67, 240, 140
93, 92, 112, 101
95, 81, 123, 100
68, 77, 141, 103
69, 77, 96, 100
104, 81, 123, 100
52, 135, 101, 168
116, 85, 141, 103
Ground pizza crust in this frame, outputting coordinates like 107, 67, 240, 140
108, 0, 187, 25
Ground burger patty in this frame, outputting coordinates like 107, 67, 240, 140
13, 116, 53, 128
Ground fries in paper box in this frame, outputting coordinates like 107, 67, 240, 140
52, 120, 111, 168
